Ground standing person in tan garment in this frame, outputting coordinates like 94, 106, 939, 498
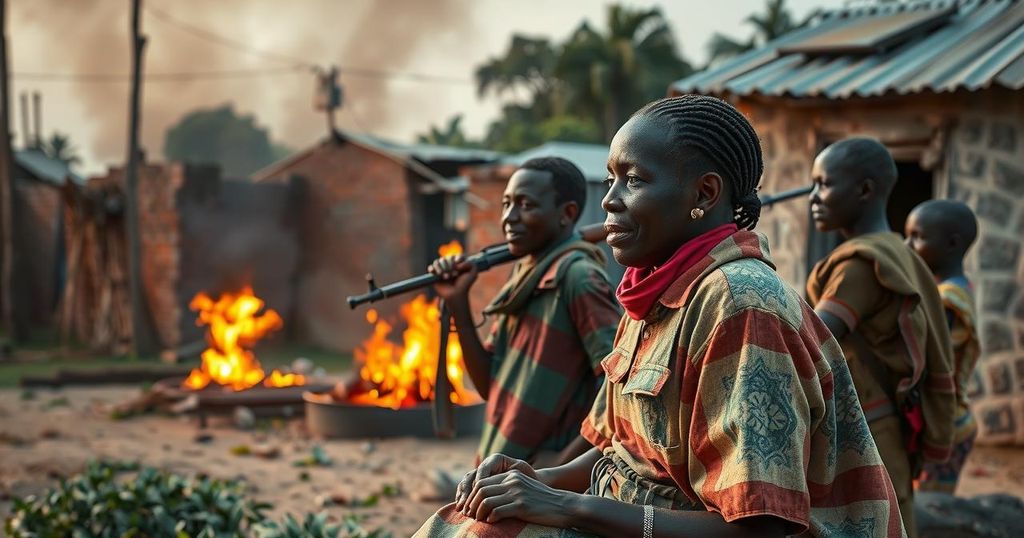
905, 200, 981, 493
806, 137, 957, 537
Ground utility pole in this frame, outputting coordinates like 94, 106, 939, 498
125, 0, 154, 356
31, 90, 39, 147
314, 66, 341, 136
0, 0, 17, 342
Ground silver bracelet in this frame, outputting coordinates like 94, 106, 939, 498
643, 504, 654, 538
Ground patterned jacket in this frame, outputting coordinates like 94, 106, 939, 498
582, 231, 905, 537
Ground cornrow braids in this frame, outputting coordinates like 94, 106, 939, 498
635, 95, 764, 230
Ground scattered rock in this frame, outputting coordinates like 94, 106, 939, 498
193, 433, 214, 444
233, 406, 255, 430
917, 492, 1024, 538
361, 441, 376, 455
291, 357, 314, 375
251, 443, 281, 459
38, 428, 60, 439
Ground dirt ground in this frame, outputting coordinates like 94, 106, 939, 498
0, 386, 476, 537
2, 386, 1024, 537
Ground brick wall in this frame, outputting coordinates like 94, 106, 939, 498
257, 140, 415, 352
14, 179, 62, 326
137, 163, 185, 348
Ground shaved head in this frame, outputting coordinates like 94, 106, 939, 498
909, 200, 978, 255
818, 137, 898, 199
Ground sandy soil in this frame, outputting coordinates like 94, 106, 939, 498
2, 386, 1024, 537
0, 386, 476, 537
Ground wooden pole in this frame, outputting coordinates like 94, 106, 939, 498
0, 0, 16, 340
31, 90, 39, 148
125, 0, 153, 356
18, 92, 27, 149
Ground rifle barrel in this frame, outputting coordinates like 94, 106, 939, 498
760, 185, 812, 207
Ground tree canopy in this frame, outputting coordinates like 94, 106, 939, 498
164, 105, 291, 178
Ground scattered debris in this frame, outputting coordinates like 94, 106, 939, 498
293, 445, 332, 467
233, 406, 256, 430
193, 433, 214, 444
230, 443, 280, 459
361, 441, 376, 455
42, 396, 70, 410
0, 431, 30, 447
251, 443, 281, 459
291, 357, 314, 375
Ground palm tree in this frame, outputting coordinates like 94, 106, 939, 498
416, 115, 479, 148
42, 132, 81, 168
474, 35, 557, 115
556, 5, 692, 141
707, 0, 807, 66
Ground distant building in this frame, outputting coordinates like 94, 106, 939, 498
10, 149, 81, 330
254, 130, 500, 351
673, 0, 1024, 443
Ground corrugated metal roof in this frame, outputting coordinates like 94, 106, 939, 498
15, 149, 83, 186
503, 141, 610, 183
671, 0, 1024, 99
343, 132, 503, 163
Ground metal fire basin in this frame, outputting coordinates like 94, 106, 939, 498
154, 377, 333, 416
304, 392, 485, 439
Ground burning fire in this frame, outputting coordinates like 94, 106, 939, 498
350, 240, 480, 409
183, 287, 304, 391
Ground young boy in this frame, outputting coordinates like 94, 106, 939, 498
905, 200, 980, 493
806, 137, 957, 536
429, 157, 621, 467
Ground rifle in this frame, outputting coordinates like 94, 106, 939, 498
345, 222, 607, 309
345, 186, 811, 309
347, 186, 809, 438
760, 185, 812, 208
345, 221, 606, 439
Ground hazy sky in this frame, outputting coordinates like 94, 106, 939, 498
10, 0, 845, 175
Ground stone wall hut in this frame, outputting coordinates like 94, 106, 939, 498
671, 0, 1024, 443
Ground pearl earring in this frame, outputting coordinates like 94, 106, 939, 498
690, 207, 705, 220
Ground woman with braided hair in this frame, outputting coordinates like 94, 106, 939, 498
414, 95, 905, 537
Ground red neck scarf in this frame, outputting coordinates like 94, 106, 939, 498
617, 223, 738, 320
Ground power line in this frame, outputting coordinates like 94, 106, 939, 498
12, 67, 308, 83
144, 4, 316, 70
12, 67, 474, 85
13, 6, 476, 87
142, 4, 473, 85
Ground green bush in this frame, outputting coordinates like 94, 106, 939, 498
4, 461, 388, 538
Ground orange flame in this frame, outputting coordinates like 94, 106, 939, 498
183, 286, 304, 391
350, 241, 480, 408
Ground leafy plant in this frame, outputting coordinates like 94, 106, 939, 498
4, 460, 269, 537
3, 461, 390, 538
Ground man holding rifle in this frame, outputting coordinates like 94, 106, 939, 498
429, 157, 621, 468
